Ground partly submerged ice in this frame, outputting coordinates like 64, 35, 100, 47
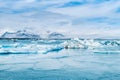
1, 39, 120, 54
0, 39, 120, 80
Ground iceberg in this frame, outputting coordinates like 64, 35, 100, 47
0, 38, 120, 54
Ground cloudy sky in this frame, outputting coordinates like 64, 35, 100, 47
0, 0, 120, 38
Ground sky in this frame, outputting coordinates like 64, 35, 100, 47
0, 0, 120, 38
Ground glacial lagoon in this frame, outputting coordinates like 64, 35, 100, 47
0, 39, 120, 80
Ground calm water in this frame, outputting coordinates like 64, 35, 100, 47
0, 39, 120, 80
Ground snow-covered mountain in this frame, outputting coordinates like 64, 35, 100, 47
0, 30, 68, 39
48, 32, 65, 39
1, 30, 40, 38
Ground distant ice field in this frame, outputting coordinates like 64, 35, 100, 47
0, 39, 120, 80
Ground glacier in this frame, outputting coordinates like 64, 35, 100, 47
0, 38, 120, 80
0, 30, 67, 39
1, 30, 40, 39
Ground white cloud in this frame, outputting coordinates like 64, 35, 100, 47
0, 0, 120, 38
25, 0, 36, 3
47, 0, 120, 18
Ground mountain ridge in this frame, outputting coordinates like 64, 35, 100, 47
0, 30, 67, 39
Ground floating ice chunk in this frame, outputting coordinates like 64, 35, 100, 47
71, 38, 80, 41
61, 40, 86, 49
83, 39, 102, 49
0, 42, 64, 54
61, 39, 113, 49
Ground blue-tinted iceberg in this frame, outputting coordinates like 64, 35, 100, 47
0, 38, 120, 54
